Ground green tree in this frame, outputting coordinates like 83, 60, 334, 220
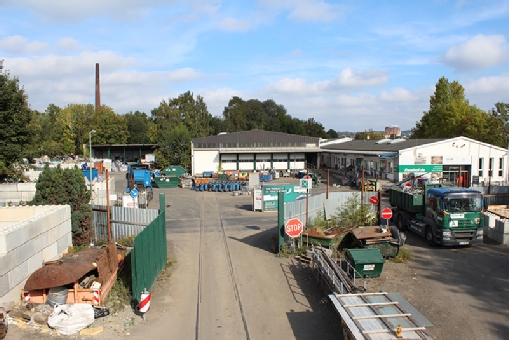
336, 194, 377, 228
0, 73, 35, 179
484, 102, 509, 148
125, 111, 152, 144
90, 106, 128, 144
30, 165, 93, 246
412, 76, 496, 143
154, 123, 191, 170
326, 129, 339, 138
57, 104, 94, 155
30, 104, 66, 158
355, 129, 383, 140
223, 96, 248, 132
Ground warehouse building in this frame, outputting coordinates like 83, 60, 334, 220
191, 130, 321, 175
320, 136, 508, 187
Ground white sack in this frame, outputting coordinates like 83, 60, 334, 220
47, 303, 95, 335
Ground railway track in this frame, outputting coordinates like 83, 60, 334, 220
194, 193, 251, 340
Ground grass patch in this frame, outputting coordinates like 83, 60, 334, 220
392, 247, 413, 263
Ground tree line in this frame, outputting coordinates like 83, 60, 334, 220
1, 72, 507, 180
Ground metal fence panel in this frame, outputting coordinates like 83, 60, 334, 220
92, 205, 159, 241
284, 192, 375, 224
471, 185, 509, 195
131, 194, 167, 306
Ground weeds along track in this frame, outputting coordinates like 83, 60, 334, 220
194, 192, 250, 340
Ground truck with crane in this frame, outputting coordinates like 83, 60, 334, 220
389, 181, 484, 246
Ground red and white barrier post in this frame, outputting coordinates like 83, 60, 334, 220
93, 290, 100, 305
139, 288, 150, 319
23, 291, 30, 302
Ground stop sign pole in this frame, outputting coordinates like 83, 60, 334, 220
381, 207, 393, 228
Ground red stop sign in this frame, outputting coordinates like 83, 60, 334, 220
381, 208, 393, 220
369, 196, 378, 205
285, 218, 304, 237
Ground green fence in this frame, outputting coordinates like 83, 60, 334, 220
131, 193, 167, 306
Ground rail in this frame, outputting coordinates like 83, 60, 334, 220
312, 246, 366, 294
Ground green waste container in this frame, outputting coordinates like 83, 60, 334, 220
345, 248, 385, 278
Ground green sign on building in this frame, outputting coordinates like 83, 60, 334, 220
398, 164, 443, 173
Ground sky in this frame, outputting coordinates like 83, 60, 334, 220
1, 0, 508, 132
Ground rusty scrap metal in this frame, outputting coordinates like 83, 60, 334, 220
24, 242, 119, 291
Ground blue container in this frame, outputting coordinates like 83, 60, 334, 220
82, 168, 98, 182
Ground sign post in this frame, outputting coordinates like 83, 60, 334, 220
381, 207, 393, 228
285, 218, 304, 238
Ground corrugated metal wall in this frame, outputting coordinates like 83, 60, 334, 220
131, 193, 167, 307
284, 192, 375, 224
93, 205, 159, 241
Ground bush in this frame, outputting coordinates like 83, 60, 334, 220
393, 247, 413, 263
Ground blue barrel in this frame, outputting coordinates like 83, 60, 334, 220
82, 168, 98, 182
199, 184, 204, 191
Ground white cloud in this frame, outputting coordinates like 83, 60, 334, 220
287, 0, 344, 22
463, 75, 509, 109
442, 34, 509, 70
216, 11, 269, 32
167, 68, 201, 81
379, 87, 419, 103
0, 35, 49, 54
260, 0, 344, 22
266, 68, 389, 95
56, 38, 82, 51
2, 0, 169, 22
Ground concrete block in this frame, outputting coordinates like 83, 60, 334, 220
31, 233, 49, 255
5, 225, 26, 253
1, 280, 25, 309
0, 272, 10, 296
42, 243, 58, 261
28, 251, 44, 274
16, 183, 36, 192
488, 215, 498, 228
494, 220, 506, 233
14, 241, 34, 264
9, 260, 28, 289
56, 233, 72, 256
28, 219, 44, 239
491, 229, 509, 244
0, 251, 15, 276
487, 228, 494, 240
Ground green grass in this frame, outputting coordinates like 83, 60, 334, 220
392, 247, 413, 263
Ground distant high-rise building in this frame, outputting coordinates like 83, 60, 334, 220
384, 125, 401, 138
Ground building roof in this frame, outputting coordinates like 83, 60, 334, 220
320, 138, 447, 153
192, 130, 320, 148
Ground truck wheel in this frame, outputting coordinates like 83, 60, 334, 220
426, 226, 436, 247
396, 214, 407, 231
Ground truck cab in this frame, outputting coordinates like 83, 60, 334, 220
390, 183, 484, 246
423, 187, 484, 246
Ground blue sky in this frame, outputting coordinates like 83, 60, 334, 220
1, 0, 508, 132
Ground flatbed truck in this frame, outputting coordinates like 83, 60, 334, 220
389, 184, 484, 246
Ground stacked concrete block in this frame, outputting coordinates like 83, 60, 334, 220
492, 219, 509, 244
0, 183, 37, 205
0, 205, 72, 309
483, 212, 499, 240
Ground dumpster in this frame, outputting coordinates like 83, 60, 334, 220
345, 248, 385, 278
82, 168, 98, 182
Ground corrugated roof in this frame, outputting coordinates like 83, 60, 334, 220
192, 130, 320, 147
320, 138, 446, 152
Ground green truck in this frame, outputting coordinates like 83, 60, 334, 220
389, 184, 484, 246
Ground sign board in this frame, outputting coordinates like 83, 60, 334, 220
253, 189, 262, 211
398, 165, 443, 173
130, 189, 139, 198
472, 176, 479, 185
262, 185, 307, 212
369, 196, 378, 205
300, 178, 312, 189
285, 218, 303, 237
381, 208, 393, 220
122, 195, 138, 208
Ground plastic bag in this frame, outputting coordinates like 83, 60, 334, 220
47, 304, 95, 335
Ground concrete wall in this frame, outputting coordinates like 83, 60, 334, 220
0, 183, 37, 204
484, 212, 509, 244
0, 205, 72, 308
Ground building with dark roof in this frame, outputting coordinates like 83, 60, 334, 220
191, 130, 321, 175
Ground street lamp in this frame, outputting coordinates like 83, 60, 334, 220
89, 130, 96, 201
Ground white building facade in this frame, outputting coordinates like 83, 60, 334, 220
191, 130, 321, 176
321, 136, 508, 186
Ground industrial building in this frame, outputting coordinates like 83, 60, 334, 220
191, 130, 321, 175
320, 136, 508, 187
91, 144, 156, 163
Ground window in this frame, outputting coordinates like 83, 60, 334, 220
478, 158, 483, 177
499, 158, 504, 177
489, 157, 494, 177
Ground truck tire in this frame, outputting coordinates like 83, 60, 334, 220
396, 214, 407, 231
426, 226, 436, 247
